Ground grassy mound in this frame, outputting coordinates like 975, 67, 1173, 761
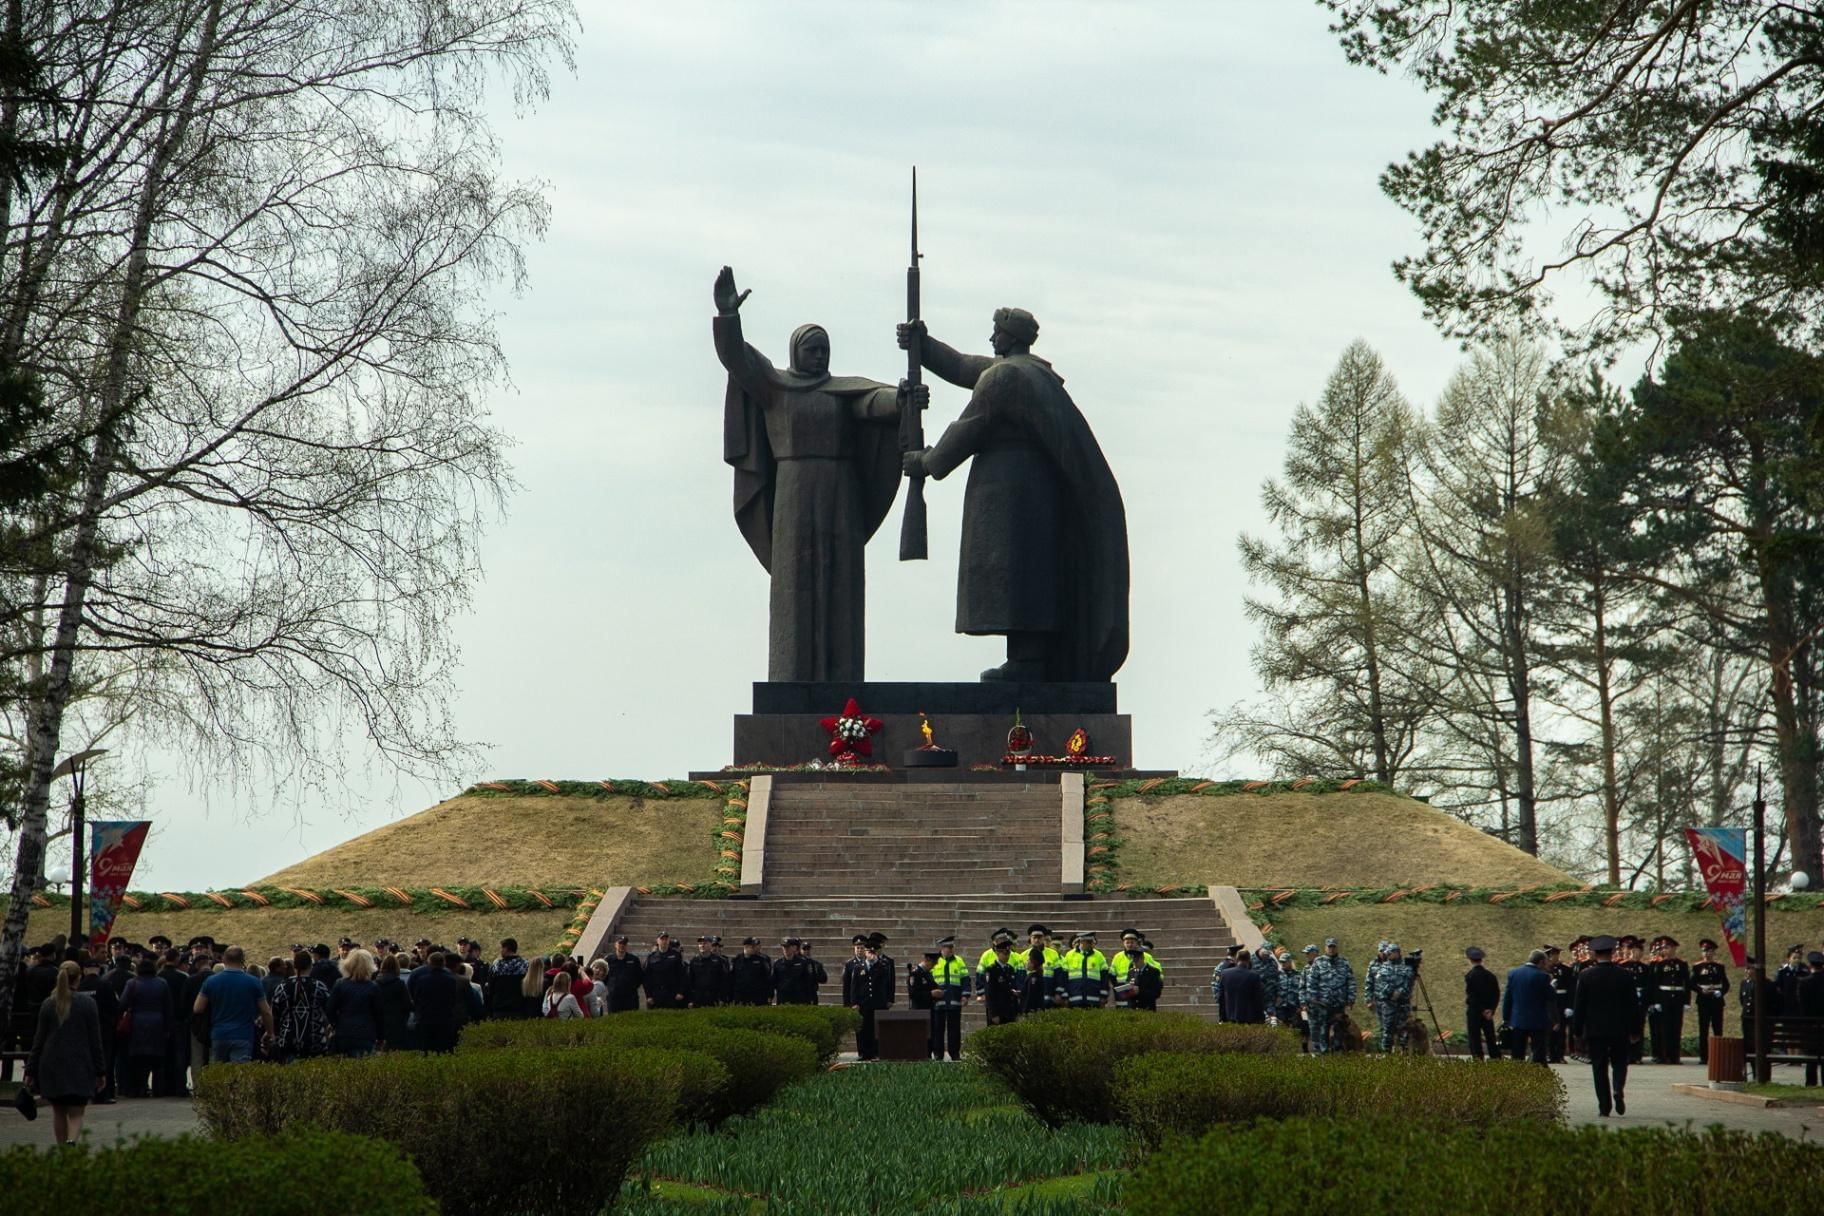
255, 791, 719, 889
1115, 789, 1572, 889
1263, 902, 1824, 1041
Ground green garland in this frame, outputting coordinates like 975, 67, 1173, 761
1082, 776, 1395, 895
1239, 885, 1824, 914
26, 885, 594, 916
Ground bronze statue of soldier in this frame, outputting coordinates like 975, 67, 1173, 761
715, 266, 924, 682
899, 309, 1128, 682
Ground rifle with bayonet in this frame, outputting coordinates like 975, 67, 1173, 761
899, 168, 927, 561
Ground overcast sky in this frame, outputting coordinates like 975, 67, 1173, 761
99, 3, 1526, 891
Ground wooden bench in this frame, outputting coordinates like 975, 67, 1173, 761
1748, 1014, 1824, 1079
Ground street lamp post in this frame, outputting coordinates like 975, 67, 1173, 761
50, 748, 107, 949
1752, 765, 1767, 1085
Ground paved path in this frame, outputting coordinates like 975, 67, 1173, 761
1549, 1059, 1823, 1139
0, 1096, 200, 1149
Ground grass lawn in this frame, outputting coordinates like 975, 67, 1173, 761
1744, 1082, 1824, 1101
617, 1063, 1130, 1215
1114, 790, 1572, 889
255, 791, 720, 889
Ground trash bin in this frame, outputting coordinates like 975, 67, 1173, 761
1708, 1035, 1745, 1084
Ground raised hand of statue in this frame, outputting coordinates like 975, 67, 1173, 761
896, 319, 927, 349
714, 265, 751, 315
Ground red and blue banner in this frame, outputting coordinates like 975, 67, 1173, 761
1685, 826, 1748, 968
88, 820, 152, 945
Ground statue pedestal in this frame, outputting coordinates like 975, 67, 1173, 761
731, 681, 1131, 771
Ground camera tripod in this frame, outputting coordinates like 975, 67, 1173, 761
1411, 967, 1454, 1058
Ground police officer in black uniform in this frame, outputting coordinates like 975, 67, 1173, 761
853, 933, 895, 1060
643, 931, 687, 1010
772, 937, 819, 1005
840, 933, 868, 1014
1688, 938, 1728, 1063
1646, 935, 1691, 1063
686, 934, 730, 1008
978, 937, 1025, 1026
601, 934, 645, 1013
730, 936, 773, 1005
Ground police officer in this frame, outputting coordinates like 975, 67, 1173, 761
1544, 945, 1574, 1062
978, 937, 1025, 1026
908, 950, 938, 1014
686, 934, 730, 1008
1688, 938, 1728, 1064
600, 935, 645, 1014
1776, 943, 1808, 1010
730, 936, 773, 1006
929, 937, 971, 1060
1060, 931, 1111, 1008
1271, 949, 1303, 1032
1210, 944, 1242, 1018
643, 931, 687, 1010
854, 933, 895, 1060
978, 927, 1017, 977
1110, 929, 1161, 1012
1368, 942, 1416, 1051
772, 938, 819, 1005
841, 933, 869, 1013
1017, 929, 1065, 1013
1463, 946, 1500, 1060
1301, 937, 1355, 1054
1646, 935, 1691, 1063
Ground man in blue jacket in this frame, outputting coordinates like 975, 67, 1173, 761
1502, 948, 1555, 1064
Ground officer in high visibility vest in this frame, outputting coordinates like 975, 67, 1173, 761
1110, 928, 1163, 1011
978, 926, 1017, 976
1019, 924, 1062, 971
1060, 930, 1112, 1008
929, 936, 971, 1060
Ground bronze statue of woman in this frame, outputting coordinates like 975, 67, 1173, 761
715, 266, 918, 682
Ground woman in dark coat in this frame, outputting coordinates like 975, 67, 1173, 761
26, 961, 105, 1145
328, 950, 384, 1056
374, 952, 414, 1051
118, 957, 173, 1097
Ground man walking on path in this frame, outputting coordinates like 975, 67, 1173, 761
1573, 935, 1644, 1117
1502, 949, 1554, 1064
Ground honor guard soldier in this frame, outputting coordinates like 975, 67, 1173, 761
1060, 931, 1112, 1008
1110, 928, 1162, 1011
643, 931, 687, 1010
1543, 945, 1574, 1061
929, 937, 971, 1060
1688, 938, 1728, 1064
978, 937, 1025, 1025
730, 936, 773, 1006
1301, 938, 1356, 1055
772, 938, 820, 1006
1646, 935, 1691, 1063
601, 935, 645, 1014
1616, 935, 1649, 1062
1776, 943, 1808, 1009
854, 933, 895, 1061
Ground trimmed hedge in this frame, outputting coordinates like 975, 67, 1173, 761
457, 1014, 819, 1121
967, 1010, 1296, 1126
2, 1129, 435, 1213
690, 1004, 860, 1061
194, 1046, 710, 1216
1115, 1053, 1564, 1146
1125, 1118, 1824, 1215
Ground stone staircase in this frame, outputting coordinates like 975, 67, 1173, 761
593, 777, 1239, 1020
611, 893, 1232, 1016
759, 781, 1063, 896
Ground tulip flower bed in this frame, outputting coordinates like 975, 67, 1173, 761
617, 1062, 1133, 1215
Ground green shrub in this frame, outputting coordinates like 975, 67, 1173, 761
3, 1128, 435, 1213
194, 1046, 708, 1216
458, 1014, 819, 1120
1115, 1053, 1563, 1146
1125, 1118, 1824, 1216
967, 1010, 1296, 1125
690, 1003, 859, 1060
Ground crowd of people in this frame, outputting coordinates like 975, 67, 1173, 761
16, 921, 1821, 1144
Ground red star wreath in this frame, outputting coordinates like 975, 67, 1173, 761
820, 697, 884, 763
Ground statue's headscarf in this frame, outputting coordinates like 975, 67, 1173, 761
789, 324, 829, 377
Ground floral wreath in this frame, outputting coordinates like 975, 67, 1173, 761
819, 697, 883, 762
